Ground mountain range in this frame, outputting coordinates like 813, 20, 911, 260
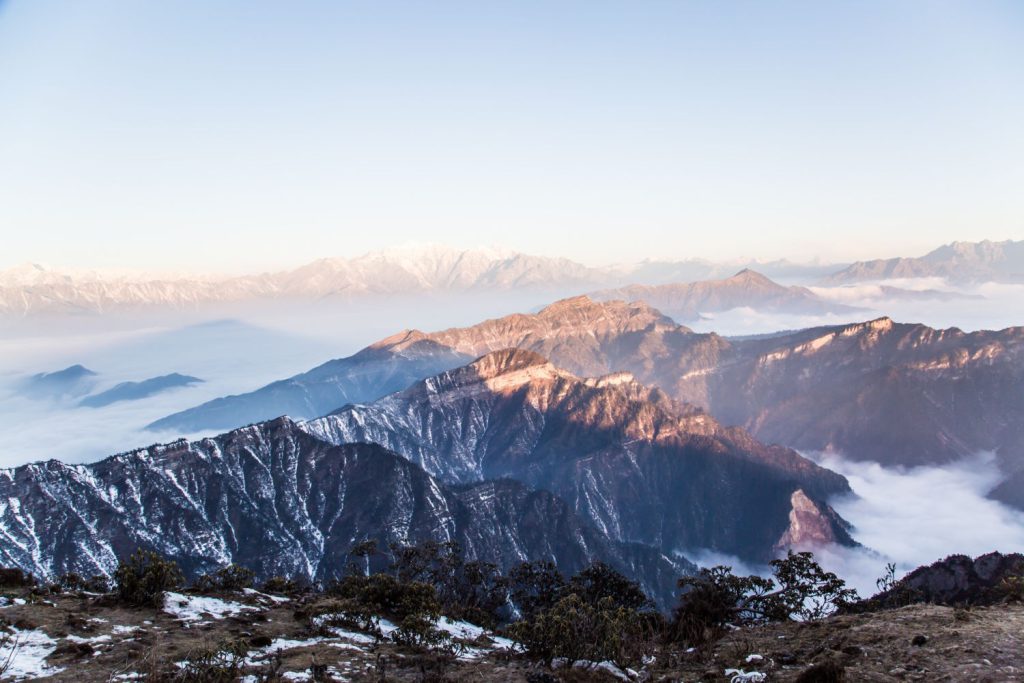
590, 268, 860, 322
302, 348, 854, 562
4, 239, 1021, 316
78, 373, 204, 408
825, 239, 1024, 284
1, 348, 854, 605
0, 416, 695, 607
0, 246, 607, 315
151, 295, 1024, 510
5, 265, 1024, 614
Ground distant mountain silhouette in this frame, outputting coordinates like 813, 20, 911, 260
21, 365, 98, 399
824, 239, 1024, 284
79, 373, 203, 408
590, 269, 861, 322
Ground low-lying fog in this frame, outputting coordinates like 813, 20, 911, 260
810, 452, 1024, 595
686, 452, 1024, 598
692, 279, 1024, 337
0, 291, 549, 468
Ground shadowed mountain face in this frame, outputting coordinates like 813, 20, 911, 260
79, 373, 203, 408
589, 269, 861, 323
0, 417, 693, 608
148, 340, 472, 433
149, 296, 1024, 507
823, 239, 1024, 284
303, 349, 855, 562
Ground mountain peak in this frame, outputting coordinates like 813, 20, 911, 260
859, 316, 895, 332
536, 294, 599, 314
369, 329, 429, 351
35, 364, 97, 380
535, 295, 674, 326
729, 268, 773, 283
469, 348, 559, 381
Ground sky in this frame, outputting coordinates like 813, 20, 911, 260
1, 0, 1023, 273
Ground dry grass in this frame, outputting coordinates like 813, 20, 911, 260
1, 585, 1023, 682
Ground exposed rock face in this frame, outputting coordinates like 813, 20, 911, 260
0, 417, 692, 607
774, 490, 851, 551
590, 269, 859, 322
823, 239, 1024, 284
302, 350, 854, 562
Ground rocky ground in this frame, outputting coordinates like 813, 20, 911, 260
2, 584, 1023, 682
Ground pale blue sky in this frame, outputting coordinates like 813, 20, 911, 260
1, 1, 1022, 272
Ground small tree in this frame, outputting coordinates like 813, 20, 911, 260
0, 567, 34, 588
997, 574, 1024, 602
765, 551, 858, 621
260, 575, 301, 595
671, 566, 774, 646
508, 594, 655, 669
508, 560, 566, 620
193, 564, 255, 593
346, 539, 379, 577
671, 551, 857, 646
176, 638, 248, 682
386, 540, 508, 626
56, 572, 110, 593
114, 550, 184, 607
566, 562, 651, 611
448, 560, 508, 628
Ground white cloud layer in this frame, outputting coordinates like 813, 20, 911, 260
683, 452, 1024, 599
0, 291, 554, 467
810, 452, 1024, 595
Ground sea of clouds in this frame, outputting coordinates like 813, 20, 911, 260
0, 291, 550, 468
683, 452, 1024, 598
809, 451, 1024, 597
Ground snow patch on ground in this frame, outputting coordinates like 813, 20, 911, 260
325, 626, 377, 645
1, 627, 65, 680
162, 591, 258, 624
551, 657, 634, 680
242, 587, 291, 604
435, 616, 485, 640
66, 634, 112, 645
